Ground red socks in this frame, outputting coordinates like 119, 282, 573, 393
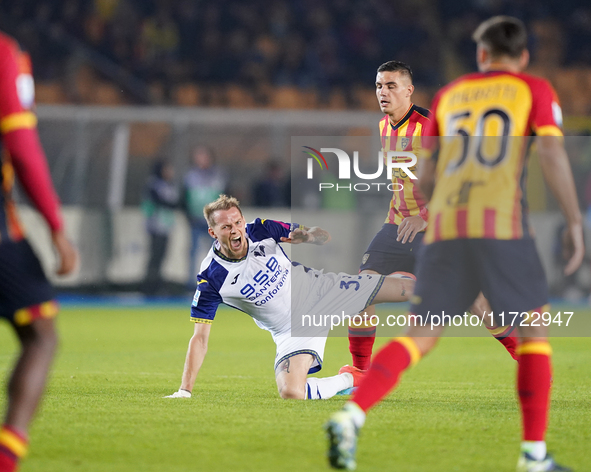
351, 335, 551, 445
0, 426, 27, 472
348, 326, 376, 371
352, 337, 421, 412
487, 325, 519, 360
517, 342, 552, 441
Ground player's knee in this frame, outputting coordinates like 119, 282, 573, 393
278, 384, 305, 400
40, 327, 59, 353
34, 328, 58, 356
19, 318, 59, 353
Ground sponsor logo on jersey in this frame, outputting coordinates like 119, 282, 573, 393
552, 101, 563, 127
16, 74, 35, 109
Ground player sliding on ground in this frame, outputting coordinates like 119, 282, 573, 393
166, 195, 415, 400
326, 16, 584, 472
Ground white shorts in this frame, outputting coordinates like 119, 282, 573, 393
273, 270, 385, 374
273, 331, 327, 374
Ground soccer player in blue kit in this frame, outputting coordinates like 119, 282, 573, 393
166, 195, 415, 400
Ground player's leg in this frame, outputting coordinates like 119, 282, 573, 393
4, 318, 58, 429
469, 292, 518, 360
326, 240, 479, 470
0, 241, 58, 472
349, 324, 443, 412
477, 239, 569, 471
514, 322, 570, 471
347, 270, 379, 371
325, 325, 443, 471
1, 318, 58, 472
348, 224, 420, 370
370, 273, 415, 304
274, 354, 357, 400
346, 270, 416, 371
275, 354, 313, 399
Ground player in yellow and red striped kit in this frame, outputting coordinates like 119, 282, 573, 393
0, 31, 78, 472
328, 17, 584, 472
345, 61, 518, 378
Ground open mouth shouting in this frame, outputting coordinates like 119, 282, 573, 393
230, 235, 242, 252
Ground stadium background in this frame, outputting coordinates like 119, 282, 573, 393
2, 0, 591, 300
1, 4, 591, 472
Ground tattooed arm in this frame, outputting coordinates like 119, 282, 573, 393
280, 226, 331, 245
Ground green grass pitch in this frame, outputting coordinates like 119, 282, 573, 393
0, 305, 590, 472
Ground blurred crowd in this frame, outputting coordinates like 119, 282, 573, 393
1, 0, 590, 106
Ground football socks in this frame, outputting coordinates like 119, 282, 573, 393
348, 327, 376, 371
352, 336, 421, 412
517, 341, 552, 442
487, 325, 519, 361
0, 425, 27, 472
306, 373, 353, 400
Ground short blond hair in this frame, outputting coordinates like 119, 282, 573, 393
203, 194, 243, 227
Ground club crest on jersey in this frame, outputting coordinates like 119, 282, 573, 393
400, 137, 410, 149
253, 245, 266, 257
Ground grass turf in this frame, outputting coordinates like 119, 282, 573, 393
0, 305, 589, 472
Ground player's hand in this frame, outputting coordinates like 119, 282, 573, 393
164, 389, 192, 398
280, 228, 312, 245
51, 229, 78, 276
396, 215, 427, 244
562, 222, 585, 276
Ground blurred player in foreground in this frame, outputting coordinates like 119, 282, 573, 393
165, 195, 414, 400
0, 31, 78, 472
347, 61, 518, 378
326, 16, 584, 472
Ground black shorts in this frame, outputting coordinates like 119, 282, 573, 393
0, 239, 56, 326
359, 223, 424, 274
410, 239, 548, 325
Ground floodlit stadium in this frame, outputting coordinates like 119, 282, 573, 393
0, 1, 590, 471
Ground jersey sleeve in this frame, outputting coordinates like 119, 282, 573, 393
0, 36, 63, 232
419, 92, 442, 162
190, 276, 222, 324
246, 218, 301, 242
0, 38, 36, 132
527, 78, 563, 137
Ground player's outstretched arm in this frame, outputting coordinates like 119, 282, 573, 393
537, 135, 585, 275
165, 322, 211, 398
280, 226, 331, 245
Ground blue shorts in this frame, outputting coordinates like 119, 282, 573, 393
410, 238, 548, 325
0, 239, 55, 326
359, 223, 424, 274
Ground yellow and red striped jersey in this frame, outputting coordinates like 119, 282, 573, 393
423, 70, 563, 243
0, 31, 63, 243
380, 104, 431, 225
